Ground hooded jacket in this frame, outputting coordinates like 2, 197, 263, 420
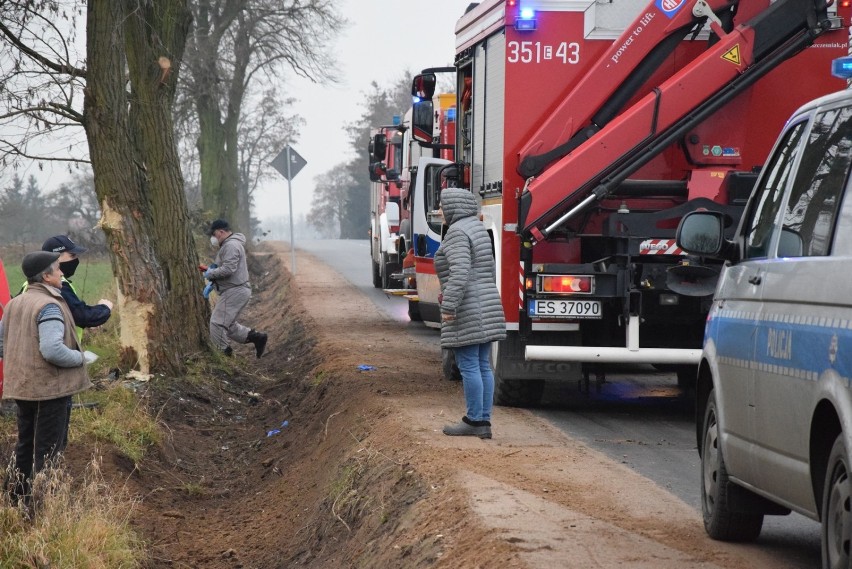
207, 232, 251, 292
434, 188, 506, 348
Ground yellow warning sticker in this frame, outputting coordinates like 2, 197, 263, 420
722, 45, 741, 65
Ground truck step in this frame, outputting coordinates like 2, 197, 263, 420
383, 289, 417, 296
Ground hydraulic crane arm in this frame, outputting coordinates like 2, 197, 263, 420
518, 0, 838, 242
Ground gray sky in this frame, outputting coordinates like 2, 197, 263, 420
8, 1, 468, 222
253, 0, 466, 220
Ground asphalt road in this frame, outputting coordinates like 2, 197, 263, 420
294, 238, 822, 568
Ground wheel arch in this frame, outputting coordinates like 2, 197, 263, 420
810, 399, 842, 518
696, 358, 714, 456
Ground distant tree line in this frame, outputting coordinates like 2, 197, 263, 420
0, 171, 103, 253
308, 74, 413, 239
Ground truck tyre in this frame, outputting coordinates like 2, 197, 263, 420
676, 365, 697, 390
372, 259, 381, 288
701, 389, 763, 541
493, 332, 544, 407
822, 435, 852, 569
441, 348, 462, 381
381, 253, 392, 289
408, 300, 422, 322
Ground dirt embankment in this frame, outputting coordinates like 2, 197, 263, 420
72, 241, 803, 568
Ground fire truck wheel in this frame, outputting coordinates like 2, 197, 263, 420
441, 348, 462, 381
408, 300, 422, 322
492, 333, 544, 407
493, 377, 544, 407
381, 254, 392, 289
676, 366, 698, 390
701, 389, 764, 541
372, 259, 381, 288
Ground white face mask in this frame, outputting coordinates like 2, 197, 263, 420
210, 235, 219, 247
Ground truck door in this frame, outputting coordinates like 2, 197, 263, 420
713, 118, 810, 482
411, 156, 452, 326
750, 106, 852, 512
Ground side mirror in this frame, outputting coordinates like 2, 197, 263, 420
412, 100, 434, 144
386, 168, 400, 182
676, 211, 725, 255
371, 133, 387, 161
778, 228, 803, 257
412, 73, 437, 100
416, 234, 428, 256
368, 162, 386, 183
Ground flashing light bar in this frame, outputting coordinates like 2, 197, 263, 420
832, 56, 852, 79
539, 275, 593, 294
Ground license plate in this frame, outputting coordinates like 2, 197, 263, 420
529, 299, 602, 319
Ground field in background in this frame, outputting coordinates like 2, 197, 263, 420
0, 254, 115, 302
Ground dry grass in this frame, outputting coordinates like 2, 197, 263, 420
0, 457, 146, 568
72, 385, 161, 465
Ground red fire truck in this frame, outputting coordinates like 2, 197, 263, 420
368, 124, 405, 289
411, 0, 849, 405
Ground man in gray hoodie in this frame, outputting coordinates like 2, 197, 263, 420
205, 219, 268, 357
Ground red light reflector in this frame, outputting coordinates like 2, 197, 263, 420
540, 275, 592, 294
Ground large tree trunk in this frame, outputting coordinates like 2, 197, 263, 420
85, 0, 210, 375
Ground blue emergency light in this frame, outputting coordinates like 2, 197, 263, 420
392, 115, 401, 126
515, 7, 536, 31
446, 108, 456, 122
832, 56, 852, 79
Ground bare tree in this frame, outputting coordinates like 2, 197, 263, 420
236, 88, 303, 235
1, 1, 211, 374
181, 0, 343, 232
307, 165, 356, 239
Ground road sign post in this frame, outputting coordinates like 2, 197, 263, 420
271, 145, 307, 275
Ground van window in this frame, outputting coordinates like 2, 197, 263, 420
743, 121, 807, 259
780, 107, 852, 257
425, 164, 446, 233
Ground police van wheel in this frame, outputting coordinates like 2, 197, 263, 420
441, 348, 462, 381
701, 390, 764, 541
822, 435, 852, 569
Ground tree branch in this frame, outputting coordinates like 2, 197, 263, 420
0, 20, 87, 78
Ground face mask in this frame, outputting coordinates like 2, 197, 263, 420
59, 258, 79, 278
210, 236, 219, 247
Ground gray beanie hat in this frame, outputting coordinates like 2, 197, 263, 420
22, 251, 60, 279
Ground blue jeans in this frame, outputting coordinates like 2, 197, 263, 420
453, 342, 494, 422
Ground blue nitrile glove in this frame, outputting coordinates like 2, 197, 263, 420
203, 268, 214, 279
202, 281, 214, 299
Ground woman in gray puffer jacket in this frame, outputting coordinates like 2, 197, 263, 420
435, 187, 506, 439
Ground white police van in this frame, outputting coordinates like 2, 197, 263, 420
676, 59, 852, 567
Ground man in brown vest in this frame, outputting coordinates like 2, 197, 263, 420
0, 251, 92, 506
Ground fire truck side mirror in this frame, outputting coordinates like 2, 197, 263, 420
368, 161, 386, 183
412, 73, 437, 100
371, 133, 387, 161
412, 100, 434, 144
